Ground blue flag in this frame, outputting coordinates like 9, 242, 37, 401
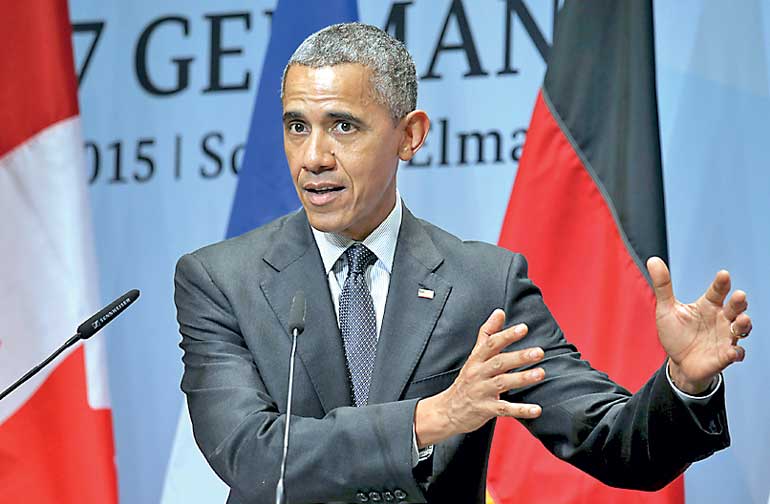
227, 0, 359, 238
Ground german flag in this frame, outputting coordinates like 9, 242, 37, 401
487, 1, 678, 502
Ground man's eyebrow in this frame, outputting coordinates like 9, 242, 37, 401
326, 111, 368, 128
282, 111, 304, 122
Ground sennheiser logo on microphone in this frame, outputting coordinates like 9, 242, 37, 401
91, 297, 132, 330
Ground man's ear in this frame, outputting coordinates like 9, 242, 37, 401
398, 110, 430, 161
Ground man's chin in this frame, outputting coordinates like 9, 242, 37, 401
305, 213, 346, 235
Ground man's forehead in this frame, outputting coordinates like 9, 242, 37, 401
285, 61, 372, 79
283, 63, 375, 103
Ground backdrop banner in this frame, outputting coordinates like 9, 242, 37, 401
66, 1, 769, 503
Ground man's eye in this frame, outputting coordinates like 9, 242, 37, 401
334, 121, 355, 133
289, 123, 306, 134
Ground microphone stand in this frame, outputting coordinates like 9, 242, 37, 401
275, 326, 299, 504
0, 334, 80, 402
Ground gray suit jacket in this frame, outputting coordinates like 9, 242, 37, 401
174, 207, 729, 504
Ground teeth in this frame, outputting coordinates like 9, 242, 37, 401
308, 187, 341, 193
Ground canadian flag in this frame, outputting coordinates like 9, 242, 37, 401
0, 0, 118, 502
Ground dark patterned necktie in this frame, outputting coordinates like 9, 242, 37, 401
339, 244, 378, 407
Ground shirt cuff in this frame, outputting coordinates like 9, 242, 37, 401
665, 360, 723, 403
411, 426, 434, 468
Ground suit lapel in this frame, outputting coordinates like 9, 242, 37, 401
368, 208, 451, 405
260, 211, 353, 413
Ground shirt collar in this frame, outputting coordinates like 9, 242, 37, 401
311, 192, 402, 275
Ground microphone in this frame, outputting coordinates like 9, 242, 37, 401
0, 289, 140, 402
288, 291, 306, 335
77, 289, 140, 339
276, 291, 306, 504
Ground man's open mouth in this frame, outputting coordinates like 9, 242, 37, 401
306, 186, 344, 194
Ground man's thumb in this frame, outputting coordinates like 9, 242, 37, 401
647, 256, 675, 311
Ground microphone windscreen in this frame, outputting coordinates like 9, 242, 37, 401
288, 291, 306, 335
77, 289, 140, 339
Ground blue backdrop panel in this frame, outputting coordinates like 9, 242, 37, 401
70, 1, 269, 502
656, 2, 770, 503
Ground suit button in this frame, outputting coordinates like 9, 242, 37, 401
383, 490, 394, 501
356, 491, 369, 502
393, 489, 407, 499
369, 491, 382, 502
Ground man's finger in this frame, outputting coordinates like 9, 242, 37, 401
647, 257, 675, 311
703, 269, 731, 307
492, 400, 542, 419
731, 313, 752, 338
723, 290, 748, 322
485, 366, 545, 394
730, 345, 746, 363
476, 309, 506, 347
476, 323, 529, 361
483, 347, 544, 378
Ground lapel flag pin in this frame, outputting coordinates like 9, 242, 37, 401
417, 288, 435, 299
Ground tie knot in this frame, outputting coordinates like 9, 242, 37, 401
345, 244, 377, 274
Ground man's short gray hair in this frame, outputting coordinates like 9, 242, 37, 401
282, 22, 417, 121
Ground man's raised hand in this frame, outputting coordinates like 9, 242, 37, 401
647, 257, 752, 395
414, 309, 545, 448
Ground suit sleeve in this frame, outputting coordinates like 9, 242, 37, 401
501, 253, 730, 490
174, 253, 428, 503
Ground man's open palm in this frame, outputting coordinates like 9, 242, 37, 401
647, 257, 752, 394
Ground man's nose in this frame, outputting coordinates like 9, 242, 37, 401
302, 130, 335, 173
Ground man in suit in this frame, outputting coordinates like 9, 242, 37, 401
174, 23, 752, 503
